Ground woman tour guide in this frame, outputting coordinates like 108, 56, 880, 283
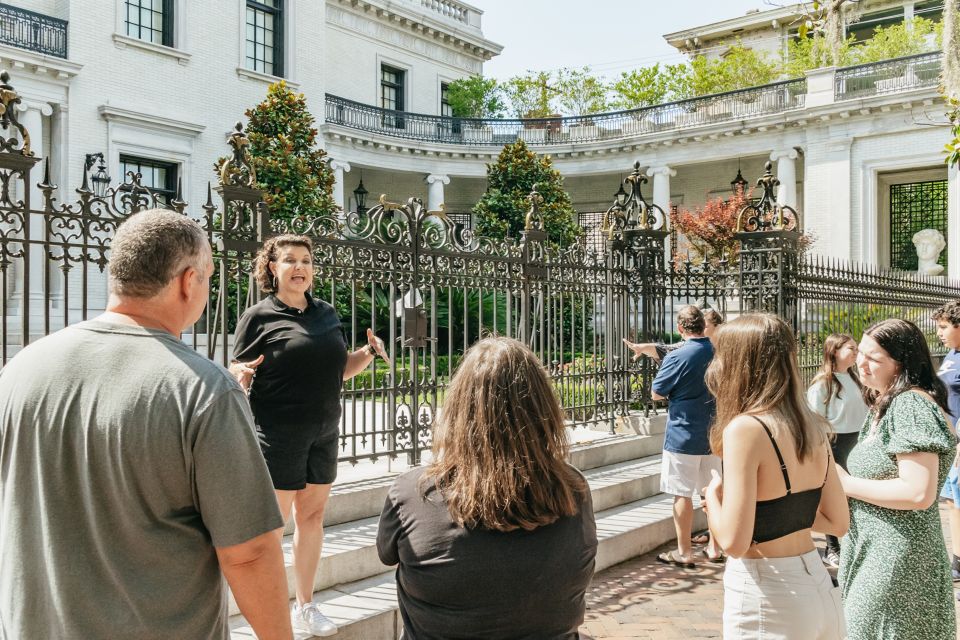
230, 234, 388, 637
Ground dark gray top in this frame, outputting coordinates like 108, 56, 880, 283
0, 320, 283, 640
376, 466, 598, 640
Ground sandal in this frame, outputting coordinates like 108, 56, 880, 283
703, 550, 726, 564
656, 549, 696, 568
691, 531, 710, 545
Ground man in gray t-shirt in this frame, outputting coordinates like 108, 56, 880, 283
0, 210, 291, 640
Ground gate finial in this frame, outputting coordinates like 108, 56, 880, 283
219, 122, 257, 188
0, 72, 31, 156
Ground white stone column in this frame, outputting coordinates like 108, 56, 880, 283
328, 159, 351, 211
646, 166, 675, 228
15, 101, 52, 332
647, 165, 676, 267
770, 148, 799, 211
425, 174, 450, 211
948, 162, 960, 281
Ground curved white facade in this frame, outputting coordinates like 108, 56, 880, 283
3, 0, 957, 280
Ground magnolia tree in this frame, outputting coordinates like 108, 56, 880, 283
216, 81, 335, 222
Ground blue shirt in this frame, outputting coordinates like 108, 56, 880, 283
651, 337, 715, 455
938, 349, 960, 426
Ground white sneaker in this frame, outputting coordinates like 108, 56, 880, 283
291, 602, 338, 637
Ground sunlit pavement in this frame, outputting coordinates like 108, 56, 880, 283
580, 503, 960, 639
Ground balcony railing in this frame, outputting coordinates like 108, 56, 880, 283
325, 78, 807, 146
835, 51, 941, 100
0, 3, 67, 59
418, 0, 469, 25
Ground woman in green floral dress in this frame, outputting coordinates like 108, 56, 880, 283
838, 319, 958, 640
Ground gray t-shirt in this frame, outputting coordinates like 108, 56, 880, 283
0, 320, 283, 640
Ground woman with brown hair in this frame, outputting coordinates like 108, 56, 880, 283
230, 234, 388, 637
838, 318, 957, 640
376, 337, 598, 639
703, 314, 849, 639
806, 333, 868, 567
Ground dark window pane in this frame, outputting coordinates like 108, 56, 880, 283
889, 179, 948, 271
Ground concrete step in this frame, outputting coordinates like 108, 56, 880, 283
229, 451, 667, 617
228, 491, 705, 640
296, 430, 665, 535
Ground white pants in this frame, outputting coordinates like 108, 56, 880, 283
723, 549, 846, 639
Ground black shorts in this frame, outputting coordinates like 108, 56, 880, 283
256, 422, 340, 490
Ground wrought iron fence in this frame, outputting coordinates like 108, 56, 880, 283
0, 4, 67, 59
0, 72, 958, 465
835, 51, 941, 101
324, 78, 807, 146
795, 255, 956, 384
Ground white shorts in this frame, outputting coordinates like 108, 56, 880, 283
723, 549, 846, 639
660, 450, 721, 498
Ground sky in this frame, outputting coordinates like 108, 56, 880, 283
477, 0, 776, 80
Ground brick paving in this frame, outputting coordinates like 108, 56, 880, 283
580, 504, 960, 639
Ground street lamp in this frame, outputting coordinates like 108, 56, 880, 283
84, 153, 111, 198
353, 175, 368, 213
614, 178, 627, 207
730, 158, 748, 195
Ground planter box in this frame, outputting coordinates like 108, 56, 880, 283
567, 124, 600, 140
519, 127, 547, 143
461, 125, 493, 143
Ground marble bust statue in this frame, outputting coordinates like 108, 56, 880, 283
912, 228, 946, 276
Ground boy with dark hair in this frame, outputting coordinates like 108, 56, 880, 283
934, 301, 960, 586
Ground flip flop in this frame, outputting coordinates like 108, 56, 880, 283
691, 531, 710, 545
703, 550, 726, 564
656, 549, 696, 568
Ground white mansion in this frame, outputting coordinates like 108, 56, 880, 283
5, 0, 959, 277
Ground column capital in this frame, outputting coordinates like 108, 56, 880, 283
770, 148, 799, 161
645, 166, 676, 178
425, 173, 450, 185
15, 101, 53, 117
328, 159, 351, 173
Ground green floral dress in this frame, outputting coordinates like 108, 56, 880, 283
839, 392, 958, 640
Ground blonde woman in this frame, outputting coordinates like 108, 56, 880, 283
807, 333, 868, 567
704, 314, 849, 639
376, 337, 598, 639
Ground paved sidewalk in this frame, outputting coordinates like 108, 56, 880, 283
580, 504, 960, 639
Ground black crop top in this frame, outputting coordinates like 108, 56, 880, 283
751, 417, 829, 544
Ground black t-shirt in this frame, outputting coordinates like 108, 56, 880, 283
233, 293, 348, 430
376, 466, 598, 640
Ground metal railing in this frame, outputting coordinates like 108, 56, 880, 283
796, 254, 954, 383
0, 3, 67, 59
835, 51, 941, 101
0, 71, 956, 465
324, 78, 807, 146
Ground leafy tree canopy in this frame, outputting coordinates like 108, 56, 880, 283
216, 81, 334, 222
473, 140, 581, 247
446, 76, 504, 118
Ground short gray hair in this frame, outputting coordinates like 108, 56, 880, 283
109, 209, 209, 298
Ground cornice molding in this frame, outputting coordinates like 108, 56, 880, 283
0, 43, 82, 83
328, 0, 502, 63
98, 105, 206, 137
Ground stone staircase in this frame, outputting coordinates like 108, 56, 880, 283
229, 416, 705, 639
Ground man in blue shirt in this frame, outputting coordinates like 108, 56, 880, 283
934, 302, 960, 585
651, 305, 720, 566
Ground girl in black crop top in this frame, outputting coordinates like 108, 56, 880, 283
701, 314, 850, 640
